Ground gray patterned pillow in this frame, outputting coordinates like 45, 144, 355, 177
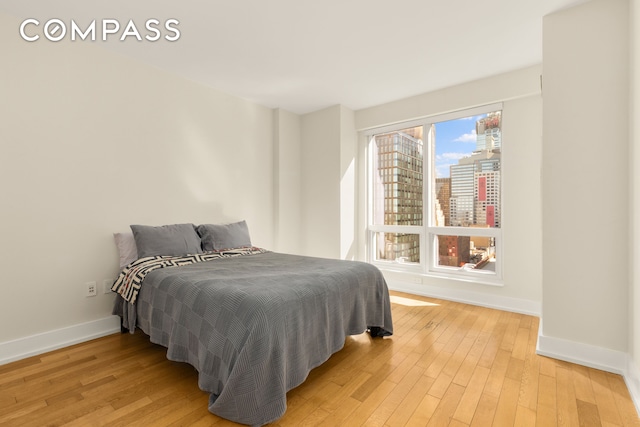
197, 220, 252, 251
131, 223, 203, 258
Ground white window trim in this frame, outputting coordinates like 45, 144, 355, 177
364, 103, 504, 286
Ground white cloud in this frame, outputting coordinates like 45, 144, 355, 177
437, 152, 469, 161
435, 152, 472, 177
436, 163, 451, 178
454, 130, 477, 143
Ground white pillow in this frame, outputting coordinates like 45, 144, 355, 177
113, 231, 138, 269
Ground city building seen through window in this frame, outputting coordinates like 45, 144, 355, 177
367, 104, 502, 280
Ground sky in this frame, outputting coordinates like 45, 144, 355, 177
434, 114, 486, 178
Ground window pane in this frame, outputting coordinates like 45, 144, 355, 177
372, 127, 423, 226
436, 234, 496, 272
433, 112, 501, 228
373, 232, 420, 264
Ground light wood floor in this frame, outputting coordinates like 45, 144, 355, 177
1, 291, 639, 426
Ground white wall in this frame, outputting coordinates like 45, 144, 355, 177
273, 109, 302, 254
0, 11, 275, 347
340, 106, 358, 261
541, 0, 629, 356
297, 105, 358, 261
300, 106, 342, 258
629, 0, 640, 403
355, 66, 541, 131
354, 66, 544, 314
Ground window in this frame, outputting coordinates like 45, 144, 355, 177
366, 103, 503, 283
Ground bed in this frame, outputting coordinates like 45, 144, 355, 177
111, 222, 393, 426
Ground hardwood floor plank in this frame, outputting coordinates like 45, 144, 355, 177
299, 406, 331, 426
341, 379, 397, 425
0, 400, 48, 426
571, 364, 598, 405
319, 371, 370, 414
385, 351, 422, 384
512, 327, 531, 361
493, 377, 520, 426
0, 291, 638, 426
315, 396, 360, 427
103, 397, 161, 425
405, 393, 441, 427
605, 373, 640, 427
482, 348, 511, 398
452, 326, 493, 387
499, 313, 521, 354
365, 364, 425, 426
469, 393, 499, 427
442, 336, 476, 380
351, 367, 391, 402
536, 404, 558, 427
452, 365, 491, 425
426, 383, 466, 427
556, 366, 581, 427
385, 374, 436, 427
416, 341, 446, 371
576, 399, 603, 427
429, 371, 454, 400
589, 368, 624, 426
514, 405, 537, 427
425, 348, 453, 381
539, 354, 559, 378
477, 312, 509, 369
518, 345, 541, 411
505, 356, 525, 382
537, 374, 558, 427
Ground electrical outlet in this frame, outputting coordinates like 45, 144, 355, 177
103, 279, 113, 294
85, 281, 97, 297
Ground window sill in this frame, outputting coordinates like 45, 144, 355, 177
374, 263, 504, 288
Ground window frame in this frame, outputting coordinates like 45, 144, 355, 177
364, 102, 504, 285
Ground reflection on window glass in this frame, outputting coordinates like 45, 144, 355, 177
374, 232, 420, 264
436, 234, 496, 272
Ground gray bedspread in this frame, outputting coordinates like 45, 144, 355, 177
112, 251, 393, 426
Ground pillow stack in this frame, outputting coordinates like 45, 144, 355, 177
113, 220, 252, 269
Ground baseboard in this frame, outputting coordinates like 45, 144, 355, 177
625, 358, 640, 415
0, 316, 121, 366
536, 331, 628, 375
386, 280, 542, 316
536, 330, 640, 417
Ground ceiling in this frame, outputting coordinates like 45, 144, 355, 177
1, 0, 584, 114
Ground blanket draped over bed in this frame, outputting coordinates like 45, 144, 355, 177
111, 247, 268, 304
112, 251, 393, 426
